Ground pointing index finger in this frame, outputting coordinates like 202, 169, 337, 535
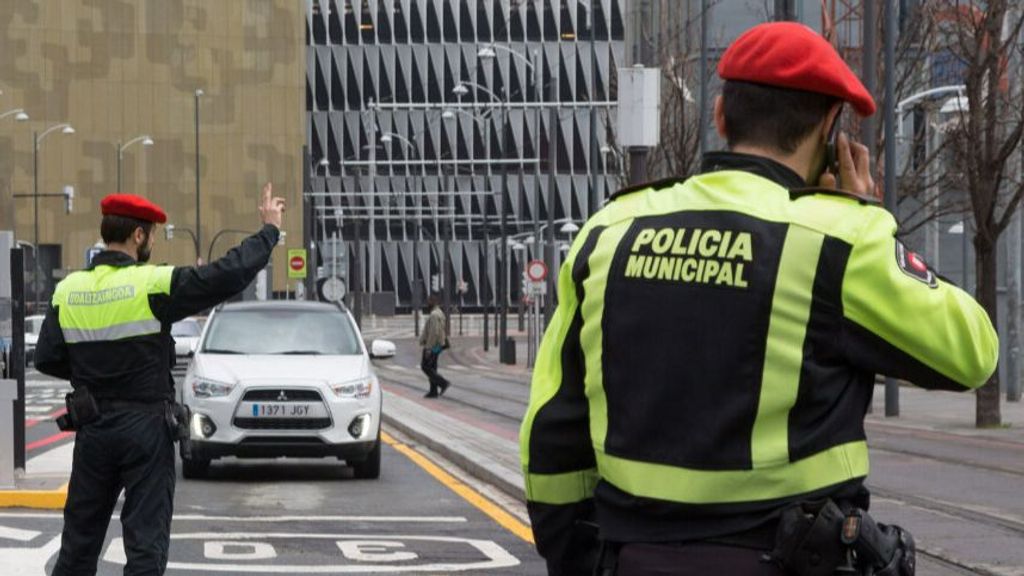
263, 182, 272, 205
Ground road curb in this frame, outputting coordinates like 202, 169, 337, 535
382, 412, 525, 504
0, 484, 67, 509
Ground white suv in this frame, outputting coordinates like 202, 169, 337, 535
179, 301, 384, 479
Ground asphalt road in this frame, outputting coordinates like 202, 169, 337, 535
4, 367, 544, 574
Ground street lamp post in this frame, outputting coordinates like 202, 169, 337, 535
32, 122, 75, 312
164, 224, 200, 263
194, 89, 204, 264
455, 81, 511, 355
380, 132, 424, 336
443, 107, 493, 350
116, 134, 154, 193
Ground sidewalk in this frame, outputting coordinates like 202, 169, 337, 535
0, 443, 71, 509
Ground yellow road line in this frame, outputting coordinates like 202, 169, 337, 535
0, 483, 68, 509
381, 432, 534, 544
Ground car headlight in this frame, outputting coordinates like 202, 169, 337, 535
332, 375, 377, 399
190, 377, 234, 398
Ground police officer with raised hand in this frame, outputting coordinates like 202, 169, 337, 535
520, 22, 997, 575
35, 183, 285, 575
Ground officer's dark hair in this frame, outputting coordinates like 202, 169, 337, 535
101, 215, 154, 245
427, 293, 441, 308
722, 80, 840, 154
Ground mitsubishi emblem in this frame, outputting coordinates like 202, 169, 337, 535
277, 390, 288, 401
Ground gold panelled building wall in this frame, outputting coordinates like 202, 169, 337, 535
0, 0, 305, 293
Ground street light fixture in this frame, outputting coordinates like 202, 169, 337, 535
116, 134, 154, 192
0, 109, 30, 122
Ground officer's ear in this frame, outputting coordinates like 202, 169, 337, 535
713, 96, 727, 138
132, 226, 148, 247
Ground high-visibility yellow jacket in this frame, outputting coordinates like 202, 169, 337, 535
519, 153, 998, 573
35, 225, 280, 402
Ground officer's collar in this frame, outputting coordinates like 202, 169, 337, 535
700, 152, 808, 190
89, 250, 138, 270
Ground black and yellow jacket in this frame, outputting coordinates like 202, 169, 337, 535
519, 153, 998, 573
34, 225, 280, 402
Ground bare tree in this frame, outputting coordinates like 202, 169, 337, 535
646, 2, 708, 180
935, 0, 1024, 427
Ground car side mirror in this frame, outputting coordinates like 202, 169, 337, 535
189, 341, 198, 357
370, 339, 396, 359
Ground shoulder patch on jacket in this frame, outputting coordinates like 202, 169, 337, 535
789, 186, 881, 205
895, 241, 938, 288
608, 177, 687, 202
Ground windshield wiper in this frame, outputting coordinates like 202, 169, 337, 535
277, 350, 324, 355
202, 348, 244, 355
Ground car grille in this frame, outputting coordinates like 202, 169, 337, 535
233, 417, 332, 430
242, 389, 323, 402
238, 436, 325, 444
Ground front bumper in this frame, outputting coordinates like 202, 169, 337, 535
190, 437, 377, 461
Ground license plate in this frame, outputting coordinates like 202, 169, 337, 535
239, 402, 324, 419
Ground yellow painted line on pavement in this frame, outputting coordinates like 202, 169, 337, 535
381, 432, 534, 544
0, 482, 68, 509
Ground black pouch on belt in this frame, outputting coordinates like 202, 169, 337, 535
56, 386, 101, 431
165, 402, 191, 443
767, 499, 849, 576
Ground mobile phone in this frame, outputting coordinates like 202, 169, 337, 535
825, 108, 842, 178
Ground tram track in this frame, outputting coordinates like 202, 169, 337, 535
376, 367, 526, 424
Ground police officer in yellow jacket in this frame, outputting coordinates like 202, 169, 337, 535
35, 184, 286, 575
520, 22, 998, 575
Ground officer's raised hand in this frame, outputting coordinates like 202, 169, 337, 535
818, 132, 877, 200
259, 182, 286, 228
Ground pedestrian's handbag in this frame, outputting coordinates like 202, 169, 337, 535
56, 386, 101, 431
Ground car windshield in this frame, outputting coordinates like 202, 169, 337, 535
201, 308, 361, 355
171, 320, 201, 337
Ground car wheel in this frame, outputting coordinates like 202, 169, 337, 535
351, 440, 381, 480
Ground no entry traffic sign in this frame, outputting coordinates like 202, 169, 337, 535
526, 260, 548, 282
287, 249, 307, 279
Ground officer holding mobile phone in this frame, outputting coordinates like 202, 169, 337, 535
521, 22, 996, 575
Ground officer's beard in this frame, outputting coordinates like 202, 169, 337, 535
137, 231, 152, 263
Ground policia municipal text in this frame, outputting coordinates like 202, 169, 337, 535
520, 23, 998, 576
34, 184, 286, 575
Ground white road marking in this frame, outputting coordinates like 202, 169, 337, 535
0, 535, 61, 576
0, 512, 467, 523
104, 532, 519, 572
206, 541, 277, 560
0, 525, 41, 542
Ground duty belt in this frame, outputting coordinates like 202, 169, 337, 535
96, 399, 168, 414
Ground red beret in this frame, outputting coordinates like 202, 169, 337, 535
718, 22, 876, 117
100, 194, 167, 224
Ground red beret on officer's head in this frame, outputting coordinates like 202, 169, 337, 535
718, 22, 876, 117
100, 194, 167, 224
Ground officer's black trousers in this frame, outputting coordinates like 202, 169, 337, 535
52, 411, 175, 576
617, 542, 785, 575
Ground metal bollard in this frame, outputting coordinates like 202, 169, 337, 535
0, 378, 17, 488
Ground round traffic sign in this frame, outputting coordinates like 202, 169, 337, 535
526, 259, 548, 282
319, 276, 347, 302
289, 255, 305, 271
